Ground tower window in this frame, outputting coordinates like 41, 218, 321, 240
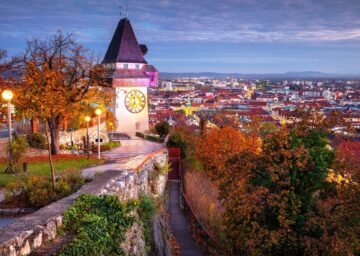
124, 64, 129, 69
136, 64, 140, 69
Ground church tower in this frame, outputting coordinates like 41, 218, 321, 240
103, 18, 158, 136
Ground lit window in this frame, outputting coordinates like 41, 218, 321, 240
124, 64, 128, 69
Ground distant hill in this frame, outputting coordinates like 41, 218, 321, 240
160, 71, 360, 80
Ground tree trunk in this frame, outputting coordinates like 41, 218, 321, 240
45, 121, 56, 188
48, 117, 61, 155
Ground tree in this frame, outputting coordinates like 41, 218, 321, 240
13, 31, 111, 155
196, 125, 260, 181
259, 122, 277, 138
155, 121, 170, 137
167, 131, 187, 159
219, 111, 359, 255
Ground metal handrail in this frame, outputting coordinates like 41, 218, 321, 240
180, 181, 230, 255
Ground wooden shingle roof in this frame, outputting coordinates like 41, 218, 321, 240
103, 18, 147, 64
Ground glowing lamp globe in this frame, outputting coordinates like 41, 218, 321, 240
84, 116, 91, 122
2, 90, 13, 101
95, 109, 102, 116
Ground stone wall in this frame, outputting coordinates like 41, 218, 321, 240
0, 149, 172, 256
58, 121, 109, 146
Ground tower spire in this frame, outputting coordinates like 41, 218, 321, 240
102, 18, 147, 64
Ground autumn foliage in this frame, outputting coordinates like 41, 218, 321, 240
12, 32, 112, 155
196, 126, 260, 180
180, 110, 359, 255
216, 113, 359, 255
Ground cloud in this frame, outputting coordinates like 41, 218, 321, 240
1, 0, 360, 74
0, 0, 359, 44
137, 27, 360, 43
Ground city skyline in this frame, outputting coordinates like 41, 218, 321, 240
1, 0, 360, 74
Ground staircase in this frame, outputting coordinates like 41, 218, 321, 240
168, 147, 181, 180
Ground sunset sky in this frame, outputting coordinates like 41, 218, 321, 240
1, 0, 359, 73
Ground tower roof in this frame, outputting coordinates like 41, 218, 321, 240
103, 18, 147, 64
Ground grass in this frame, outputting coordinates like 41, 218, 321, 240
0, 155, 104, 188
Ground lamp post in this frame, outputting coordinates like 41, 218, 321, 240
85, 116, 91, 160
2, 90, 14, 173
95, 108, 102, 159
2, 90, 14, 142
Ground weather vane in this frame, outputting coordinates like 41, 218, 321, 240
125, 0, 129, 18
119, 0, 129, 18
118, 5, 122, 17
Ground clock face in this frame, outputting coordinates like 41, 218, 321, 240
124, 90, 146, 113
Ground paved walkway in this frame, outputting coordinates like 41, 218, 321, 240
82, 139, 164, 177
104, 139, 164, 159
168, 180, 203, 256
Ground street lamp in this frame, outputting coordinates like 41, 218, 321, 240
95, 108, 102, 159
2, 90, 14, 173
85, 116, 91, 160
2, 90, 14, 142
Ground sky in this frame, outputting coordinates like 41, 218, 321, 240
0, 0, 360, 74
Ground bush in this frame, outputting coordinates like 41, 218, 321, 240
167, 132, 187, 158
150, 162, 171, 193
58, 194, 136, 256
99, 140, 121, 151
6, 135, 29, 173
155, 121, 170, 137
59, 143, 77, 151
136, 131, 145, 138
4, 169, 84, 208
26, 133, 47, 149
138, 193, 156, 254
145, 134, 163, 143
136, 132, 163, 143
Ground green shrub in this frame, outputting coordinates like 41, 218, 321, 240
138, 193, 156, 254
136, 131, 163, 143
155, 121, 170, 137
99, 140, 121, 151
4, 169, 84, 208
58, 194, 136, 256
60, 144, 77, 151
26, 133, 47, 149
136, 131, 145, 138
150, 162, 171, 193
167, 132, 187, 158
6, 135, 29, 173
145, 134, 163, 143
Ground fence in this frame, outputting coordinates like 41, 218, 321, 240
14, 120, 46, 135
180, 173, 231, 255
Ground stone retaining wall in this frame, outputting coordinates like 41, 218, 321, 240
59, 121, 109, 146
0, 149, 170, 256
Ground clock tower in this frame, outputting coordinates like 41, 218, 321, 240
102, 18, 158, 136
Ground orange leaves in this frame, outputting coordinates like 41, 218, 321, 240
196, 126, 260, 180
13, 31, 111, 123
18, 60, 66, 119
